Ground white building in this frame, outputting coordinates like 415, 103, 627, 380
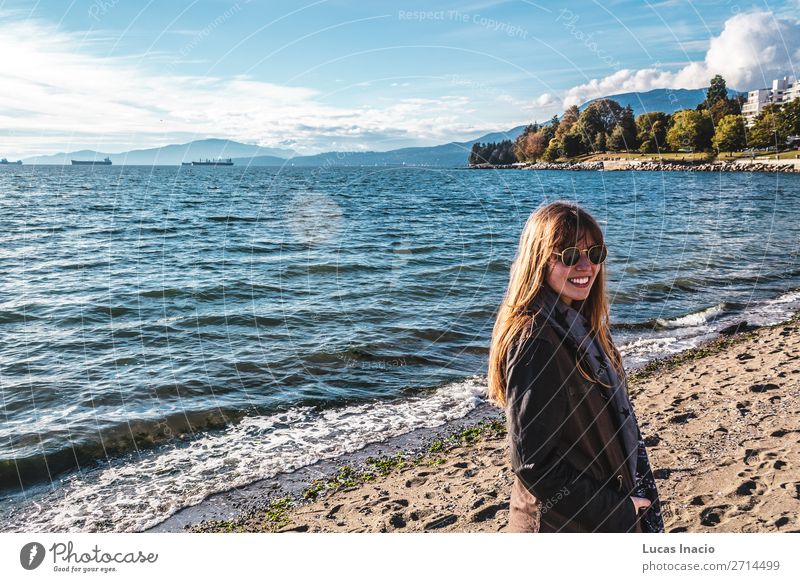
742, 75, 800, 126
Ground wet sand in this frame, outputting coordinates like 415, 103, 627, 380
190, 312, 800, 533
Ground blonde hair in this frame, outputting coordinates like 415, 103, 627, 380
487, 200, 624, 407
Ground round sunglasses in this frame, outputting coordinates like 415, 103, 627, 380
552, 244, 608, 267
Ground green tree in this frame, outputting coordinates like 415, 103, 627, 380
666, 109, 714, 152
560, 130, 585, 157
747, 104, 783, 149
705, 74, 728, 108
636, 112, 670, 153
543, 139, 560, 162
712, 114, 746, 154
550, 105, 586, 159
613, 105, 638, 151
777, 98, 800, 142
593, 131, 607, 153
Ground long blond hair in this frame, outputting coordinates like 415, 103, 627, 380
487, 201, 624, 407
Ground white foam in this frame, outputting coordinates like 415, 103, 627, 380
655, 303, 724, 329
1, 376, 487, 533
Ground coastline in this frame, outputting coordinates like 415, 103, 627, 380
184, 309, 800, 533
469, 158, 800, 172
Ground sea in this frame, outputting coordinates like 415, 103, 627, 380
0, 165, 798, 532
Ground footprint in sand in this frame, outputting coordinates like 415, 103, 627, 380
471, 502, 510, 523
669, 412, 697, 424
404, 476, 428, 488
424, 514, 458, 530
699, 505, 729, 527
690, 494, 714, 506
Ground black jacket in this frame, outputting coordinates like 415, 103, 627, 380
505, 322, 642, 532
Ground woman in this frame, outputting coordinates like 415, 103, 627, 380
488, 201, 665, 533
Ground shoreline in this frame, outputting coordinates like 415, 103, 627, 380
469, 158, 800, 172
183, 309, 800, 533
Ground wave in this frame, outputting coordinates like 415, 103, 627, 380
0, 407, 244, 491
0, 376, 488, 532
655, 303, 726, 329
207, 216, 260, 223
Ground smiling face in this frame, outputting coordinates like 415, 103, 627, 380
545, 232, 601, 307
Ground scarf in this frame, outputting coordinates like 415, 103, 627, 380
529, 284, 666, 533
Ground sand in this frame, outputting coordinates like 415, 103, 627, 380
190, 312, 800, 533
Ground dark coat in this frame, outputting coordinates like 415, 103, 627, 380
504, 319, 645, 533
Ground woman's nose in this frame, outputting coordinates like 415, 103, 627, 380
575, 252, 593, 269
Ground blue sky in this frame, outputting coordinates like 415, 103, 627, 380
1, 0, 798, 157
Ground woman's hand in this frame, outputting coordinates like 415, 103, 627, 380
630, 496, 652, 513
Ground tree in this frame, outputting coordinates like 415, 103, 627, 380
705, 74, 728, 108
636, 112, 670, 153
666, 109, 714, 152
560, 131, 585, 158
468, 141, 518, 165
747, 104, 783, 149
709, 98, 739, 126
543, 139, 560, 162
712, 114, 746, 154
548, 114, 560, 136
610, 105, 638, 151
549, 104, 587, 159
514, 123, 549, 162
561, 105, 580, 126
777, 97, 800, 142
514, 122, 539, 162
593, 131, 607, 153
573, 99, 623, 151
469, 143, 482, 165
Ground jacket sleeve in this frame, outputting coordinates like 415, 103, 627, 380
505, 334, 637, 532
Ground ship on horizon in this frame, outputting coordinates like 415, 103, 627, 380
191, 158, 234, 166
72, 157, 112, 166
0, 158, 22, 165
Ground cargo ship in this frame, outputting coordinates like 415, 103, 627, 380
72, 157, 112, 165
191, 158, 234, 166
0, 158, 22, 165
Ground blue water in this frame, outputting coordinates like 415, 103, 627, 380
1, 165, 799, 531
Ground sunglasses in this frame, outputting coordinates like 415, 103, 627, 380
552, 244, 608, 267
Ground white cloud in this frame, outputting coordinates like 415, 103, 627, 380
560, 10, 800, 108
0, 17, 483, 156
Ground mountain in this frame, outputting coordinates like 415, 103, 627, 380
238, 126, 530, 168
22, 139, 296, 165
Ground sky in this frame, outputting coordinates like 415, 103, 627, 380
1, 0, 799, 157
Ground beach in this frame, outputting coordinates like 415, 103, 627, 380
189, 311, 800, 533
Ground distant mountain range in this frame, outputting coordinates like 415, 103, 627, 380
19, 87, 744, 168
21, 138, 296, 166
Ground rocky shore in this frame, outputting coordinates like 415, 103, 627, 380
469, 159, 800, 172
188, 310, 800, 534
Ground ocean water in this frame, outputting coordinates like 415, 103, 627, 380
0, 165, 798, 532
